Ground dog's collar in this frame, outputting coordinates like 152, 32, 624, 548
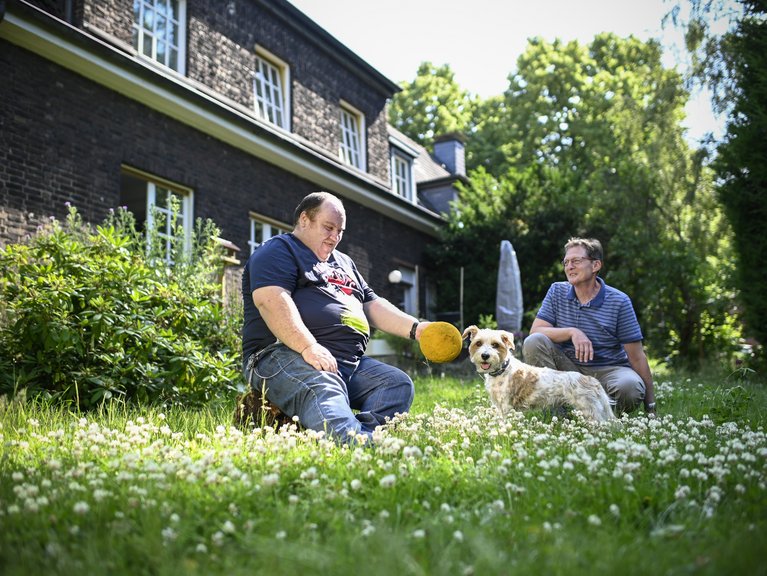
488, 358, 510, 377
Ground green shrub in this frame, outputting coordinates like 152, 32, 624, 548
0, 205, 242, 408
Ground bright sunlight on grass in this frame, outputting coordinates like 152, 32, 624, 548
1, 368, 766, 576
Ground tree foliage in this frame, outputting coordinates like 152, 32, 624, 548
389, 62, 477, 148
418, 34, 738, 367
709, 0, 767, 361
427, 165, 582, 329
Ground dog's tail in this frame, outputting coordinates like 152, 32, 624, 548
597, 389, 616, 421
575, 374, 615, 421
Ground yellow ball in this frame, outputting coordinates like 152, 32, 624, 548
419, 322, 463, 363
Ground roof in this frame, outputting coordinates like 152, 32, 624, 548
272, 0, 401, 96
387, 125, 451, 183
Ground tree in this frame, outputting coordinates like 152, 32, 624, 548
427, 165, 584, 330
389, 62, 477, 147
422, 34, 737, 366
708, 0, 767, 361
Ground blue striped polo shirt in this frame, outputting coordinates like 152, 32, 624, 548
536, 277, 643, 367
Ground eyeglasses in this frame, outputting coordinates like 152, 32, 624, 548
562, 257, 594, 267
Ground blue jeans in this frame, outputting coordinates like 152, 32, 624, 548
522, 332, 645, 413
246, 344, 414, 443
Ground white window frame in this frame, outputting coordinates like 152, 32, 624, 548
391, 149, 415, 202
248, 213, 290, 254
146, 183, 193, 264
339, 101, 366, 170
253, 46, 291, 130
120, 167, 194, 264
132, 0, 187, 74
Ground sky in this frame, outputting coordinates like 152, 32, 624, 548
288, 0, 733, 144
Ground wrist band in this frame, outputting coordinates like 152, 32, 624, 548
409, 321, 419, 340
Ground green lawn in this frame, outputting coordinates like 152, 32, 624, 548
1, 365, 765, 575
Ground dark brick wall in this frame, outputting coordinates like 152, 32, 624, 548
76, 0, 392, 184
0, 41, 433, 304
83, 0, 133, 44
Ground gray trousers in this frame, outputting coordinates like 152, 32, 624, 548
522, 332, 645, 413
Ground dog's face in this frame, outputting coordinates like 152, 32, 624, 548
462, 325, 515, 374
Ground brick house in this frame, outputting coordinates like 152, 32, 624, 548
0, 0, 466, 319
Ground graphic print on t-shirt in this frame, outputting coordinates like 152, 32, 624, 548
312, 261, 369, 336
326, 266, 358, 296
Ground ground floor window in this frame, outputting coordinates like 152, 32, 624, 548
119, 167, 193, 263
248, 213, 290, 254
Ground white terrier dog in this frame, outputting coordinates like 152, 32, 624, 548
463, 326, 615, 422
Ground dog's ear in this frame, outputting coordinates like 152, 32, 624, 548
462, 325, 478, 341
501, 331, 516, 350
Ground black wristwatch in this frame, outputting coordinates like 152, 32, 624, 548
409, 321, 419, 340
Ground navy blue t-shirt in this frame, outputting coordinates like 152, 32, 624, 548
241, 234, 377, 364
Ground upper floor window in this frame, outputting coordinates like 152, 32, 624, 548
132, 0, 187, 74
339, 102, 365, 170
248, 214, 290, 254
253, 47, 290, 130
120, 167, 193, 263
391, 150, 415, 202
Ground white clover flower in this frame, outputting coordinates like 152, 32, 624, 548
453, 530, 464, 542
93, 489, 110, 502
379, 474, 397, 488
675, 485, 691, 500
288, 495, 300, 505
73, 501, 90, 515
609, 504, 620, 518
350, 479, 362, 491
588, 514, 602, 526
261, 473, 280, 487
11, 472, 24, 482
195, 543, 208, 554
222, 520, 236, 534
361, 525, 376, 537
276, 530, 287, 539
300, 467, 318, 480
211, 531, 225, 547
161, 527, 177, 542
412, 529, 426, 539
403, 446, 423, 459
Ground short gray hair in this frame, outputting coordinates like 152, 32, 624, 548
564, 237, 603, 261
